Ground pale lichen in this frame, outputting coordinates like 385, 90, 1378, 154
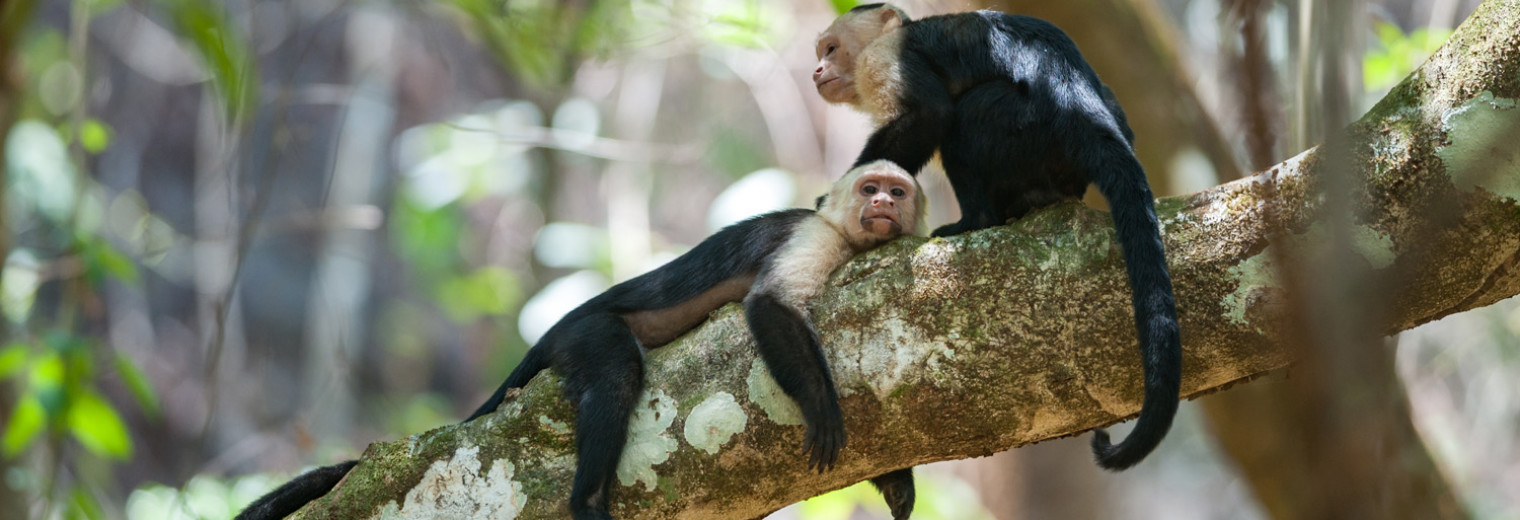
615, 389, 678, 491
829, 315, 958, 398
1350, 226, 1397, 270
1223, 222, 1396, 327
538, 416, 571, 436
369, 446, 527, 520
1437, 91, 1520, 202
682, 392, 747, 455
1223, 248, 1278, 327
745, 359, 805, 425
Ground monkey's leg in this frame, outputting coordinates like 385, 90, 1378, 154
560, 313, 645, 520
932, 141, 999, 237
744, 293, 844, 472
936, 80, 1042, 236
868, 468, 916, 520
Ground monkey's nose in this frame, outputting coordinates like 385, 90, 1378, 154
813, 66, 823, 78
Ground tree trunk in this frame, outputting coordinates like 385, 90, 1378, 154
291, 0, 1520, 518
0, 2, 38, 518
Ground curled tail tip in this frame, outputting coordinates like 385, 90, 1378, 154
1089, 428, 1144, 471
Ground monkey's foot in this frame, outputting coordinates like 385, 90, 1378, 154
803, 413, 846, 473
869, 468, 916, 519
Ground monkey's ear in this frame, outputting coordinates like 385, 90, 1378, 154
877, 5, 904, 32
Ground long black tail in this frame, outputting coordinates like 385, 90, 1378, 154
466, 343, 551, 422
235, 460, 357, 520
1086, 144, 1182, 471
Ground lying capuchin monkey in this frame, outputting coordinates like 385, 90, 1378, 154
236, 160, 925, 520
812, 4, 1183, 518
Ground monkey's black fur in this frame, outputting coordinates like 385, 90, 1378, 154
851, 5, 1180, 471
237, 208, 885, 520
233, 461, 356, 520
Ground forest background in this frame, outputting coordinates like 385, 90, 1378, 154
0, 0, 1515, 518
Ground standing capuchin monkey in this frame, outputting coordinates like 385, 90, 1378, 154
811, 4, 1182, 515
236, 160, 925, 520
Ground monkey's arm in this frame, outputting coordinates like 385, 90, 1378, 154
850, 46, 956, 172
742, 217, 855, 472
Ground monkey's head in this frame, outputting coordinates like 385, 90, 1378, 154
813, 3, 907, 105
820, 160, 924, 250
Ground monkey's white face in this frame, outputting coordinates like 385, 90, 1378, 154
822, 160, 920, 250
813, 7, 903, 106
813, 26, 859, 104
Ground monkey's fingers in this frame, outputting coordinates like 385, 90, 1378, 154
805, 421, 846, 473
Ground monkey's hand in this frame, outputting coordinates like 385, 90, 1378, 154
802, 403, 846, 473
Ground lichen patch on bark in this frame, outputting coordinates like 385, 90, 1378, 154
538, 416, 571, 436
368, 446, 527, 520
1350, 226, 1397, 269
1437, 91, 1520, 201
745, 359, 805, 425
616, 389, 678, 491
1224, 248, 1279, 327
827, 314, 959, 399
682, 392, 747, 454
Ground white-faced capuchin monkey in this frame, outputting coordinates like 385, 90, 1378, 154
812, 4, 1183, 517
236, 160, 925, 520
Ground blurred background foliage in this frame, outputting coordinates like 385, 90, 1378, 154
0, 0, 1513, 519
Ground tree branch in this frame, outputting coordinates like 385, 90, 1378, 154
290, 0, 1520, 518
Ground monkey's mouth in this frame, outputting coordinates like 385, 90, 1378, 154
860, 215, 902, 236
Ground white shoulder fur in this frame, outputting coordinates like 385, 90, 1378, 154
854, 30, 906, 125
753, 216, 852, 310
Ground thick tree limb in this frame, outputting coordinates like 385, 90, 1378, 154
291, 1, 1520, 518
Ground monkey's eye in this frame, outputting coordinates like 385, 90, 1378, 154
827, 44, 837, 56
891, 188, 906, 197
862, 185, 878, 195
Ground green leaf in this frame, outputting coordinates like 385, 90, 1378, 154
0, 343, 27, 380
158, 0, 259, 122
93, 240, 139, 284
390, 199, 464, 278
68, 486, 105, 520
830, 0, 858, 15
66, 391, 133, 459
1363, 22, 1452, 92
436, 267, 521, 322
79, 119, 111, 154
2, 394, 46, 457
29, 352, 68, 418
77, 235, 140, 285
30, 351, 65, 388
115, 354, 161, 417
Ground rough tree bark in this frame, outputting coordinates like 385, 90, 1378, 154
291, 0, 1520, 518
